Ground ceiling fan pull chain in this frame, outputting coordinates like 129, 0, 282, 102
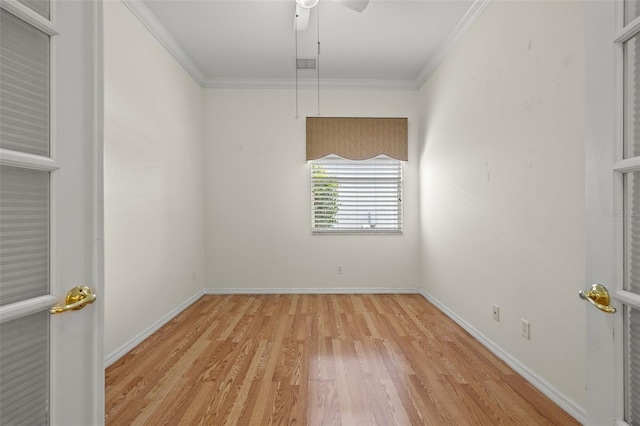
295, 8, 299, 119
317, 3, 321, 116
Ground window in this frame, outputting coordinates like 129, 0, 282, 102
310, 155, 403, 233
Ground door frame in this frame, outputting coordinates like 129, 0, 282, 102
81, 0, 104, 423
48, 0, 104, 423
86, 0, 104, 423
585, 0, 620, 424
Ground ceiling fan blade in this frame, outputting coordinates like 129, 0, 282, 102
294, 5, 311, 31
334, 0, 369, 13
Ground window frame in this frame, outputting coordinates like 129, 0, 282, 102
309, 154, 404, 235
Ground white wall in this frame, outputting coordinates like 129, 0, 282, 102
103, 1, 206, 358
204, 89, 420, 291
417, 0, 586, 409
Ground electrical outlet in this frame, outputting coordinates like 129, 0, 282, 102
521, 319, 530, 339
337, 266, 343, 274
492, 305, 500, 322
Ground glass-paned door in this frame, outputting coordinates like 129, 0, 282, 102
617, 2, 640, 425
1, 0, 103, 423
0, 1, 57, 424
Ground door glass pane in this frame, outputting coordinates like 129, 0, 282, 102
626, 306, 640, 425
0, 166, 49, 306
625, 172, 640, 294
16, 0, 50, 20
0, 310, 49, 426
625, 34, 640, 158
627, 0, 640, 26
0, 9, 49, 156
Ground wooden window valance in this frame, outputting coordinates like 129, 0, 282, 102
306, 117, 408, 161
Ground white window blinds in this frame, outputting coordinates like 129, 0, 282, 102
624, 25, 640, 421
0, 9, 50, 156
311, 155, 402, 233
0, 6, 52, 426
0, 311, 49, 426
628, 307, 640, 425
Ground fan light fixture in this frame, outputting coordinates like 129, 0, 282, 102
296, 0, 319, 9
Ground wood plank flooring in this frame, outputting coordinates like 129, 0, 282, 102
105, 294, 579, 425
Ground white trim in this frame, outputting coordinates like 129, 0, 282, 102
614, 1, 635, 424
417, 289, 586, 424
0, 295, 58, 323
92, 0, 105, 423
120, 0, 205, 86
104, 289, 205, 367
202, 77, 418, 91
204, 287, 418, 295
614, 1, 627, 421
614, 289, 640, 308
613, 156, 640, 172
0, 0, 58, 35
0, 149, 59, 171
615, 14, 640, 44
415, 0, 491, 90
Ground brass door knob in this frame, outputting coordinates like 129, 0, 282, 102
50, 285, 97, 314
579, 284, 616, 314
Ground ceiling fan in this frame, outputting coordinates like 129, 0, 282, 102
293, 0, 368, 118
295, 0, 369, 31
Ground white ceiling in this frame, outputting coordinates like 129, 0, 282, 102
138, 0, 477, 88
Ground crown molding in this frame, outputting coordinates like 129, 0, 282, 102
120, 0, 489, 91
203, 77, 418, 90
415, 0, 491, 90
121, 0, 206, 86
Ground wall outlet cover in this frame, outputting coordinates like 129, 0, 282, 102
521, 319, 530, 339
492, 305, 500, 322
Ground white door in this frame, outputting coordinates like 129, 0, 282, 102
586, 1, 640, 425
0, 0, 103, 425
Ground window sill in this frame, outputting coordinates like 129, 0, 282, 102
312, 230, 403, 235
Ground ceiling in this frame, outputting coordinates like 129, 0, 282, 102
137, 0, 478, 89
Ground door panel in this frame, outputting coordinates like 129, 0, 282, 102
587, 1, 640, 425
586, 1, 624, 425
0, 0, 103, 424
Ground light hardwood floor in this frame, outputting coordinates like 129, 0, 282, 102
105, 294, 579, 425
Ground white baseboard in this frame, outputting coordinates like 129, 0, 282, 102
417, 289, 586, 424
203, 287, 419, 295
104, 289, 205, 368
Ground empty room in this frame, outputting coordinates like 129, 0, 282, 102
0, 0, 638, 424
